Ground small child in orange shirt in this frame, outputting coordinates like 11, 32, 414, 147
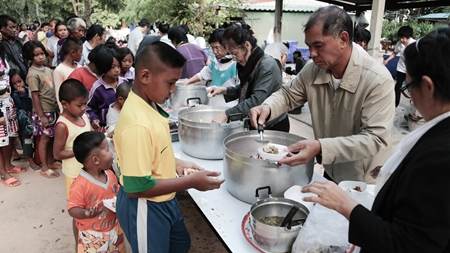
68, 131, 125, 253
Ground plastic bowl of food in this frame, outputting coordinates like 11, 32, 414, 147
338, 181, 367, 192
257, 143, 289, 161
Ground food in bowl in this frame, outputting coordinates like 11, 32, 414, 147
257, 143, 288, 161
262, 145, 279, 154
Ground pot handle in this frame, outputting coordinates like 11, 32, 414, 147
255, 186, 272, 201
186, 97, 202, 107
227, 113, 243, 123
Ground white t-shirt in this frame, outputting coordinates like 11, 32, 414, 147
18, 31, 29, 44
127, 28, 145, 56
47, 36, 59, 67
394, 38, 416, 73
331, 75, 342, 91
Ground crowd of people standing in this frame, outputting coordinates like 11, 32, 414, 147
1, 6, 449, 253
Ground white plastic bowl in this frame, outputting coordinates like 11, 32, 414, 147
338, 181, 367, 192
257, 143, 288, 161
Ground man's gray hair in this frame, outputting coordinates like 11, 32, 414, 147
304, 6, 354, 41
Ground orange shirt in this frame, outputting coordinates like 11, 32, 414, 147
68, 170, 119, 232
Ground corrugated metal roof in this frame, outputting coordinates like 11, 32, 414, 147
417, 13, 450, 20
241, 0, 330, 12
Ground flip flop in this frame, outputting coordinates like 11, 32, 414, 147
7, 166, 27, 174
40, 169, 59, 179
29, 165, 42, 172
0, 177, 21, 187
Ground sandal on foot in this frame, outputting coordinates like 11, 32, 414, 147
40, 169, 59, 179
50, 161, 62, 170
29, 165, 42, 172
7, 166, 27, 174
0, 177, 21, 187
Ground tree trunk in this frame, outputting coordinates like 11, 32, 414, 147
83, 0, 92, 26
35, 0, 41, 23
198, 0, 205, 36
72, 0, 78, 16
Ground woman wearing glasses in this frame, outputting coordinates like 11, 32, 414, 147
184, 28, 239, 107
208, 24, 289, 131
302, 28, 450, 252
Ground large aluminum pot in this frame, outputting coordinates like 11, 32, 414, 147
223, 130, 314, 204
169, 80, 209, 108
250, 186, 309, 253
178, 105, 244, 159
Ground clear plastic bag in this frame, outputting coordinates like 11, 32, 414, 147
292, 204, 349, 253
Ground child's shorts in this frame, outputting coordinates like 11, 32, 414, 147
0, 97, 19, 147
116, 188, 190, 253
31, 111, 58, 137
77, 224, 126, 253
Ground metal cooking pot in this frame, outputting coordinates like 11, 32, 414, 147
223, 130, 314, 204
169, 80, 209, 108
250, 186, 309, 253
178, 105, 244, 159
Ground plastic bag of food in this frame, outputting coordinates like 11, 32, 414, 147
292, 204, 350, 253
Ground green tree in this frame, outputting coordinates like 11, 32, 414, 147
122, 0, 243, 38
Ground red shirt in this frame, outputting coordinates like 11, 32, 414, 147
68, 66, 99, 91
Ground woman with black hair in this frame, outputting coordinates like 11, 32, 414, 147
80, 24, 106, 65
302, 27, 450, 253
168, 26, 209, 79
208, 24, 289, 131
184, 28, 238, 107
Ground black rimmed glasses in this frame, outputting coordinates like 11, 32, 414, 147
401, 79, 417, 95
210, 46, 223, 52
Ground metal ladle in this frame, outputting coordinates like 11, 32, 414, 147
255, 124, 269, 144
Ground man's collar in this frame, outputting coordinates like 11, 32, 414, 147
313, 46, 363, 93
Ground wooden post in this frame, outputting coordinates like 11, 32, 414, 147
274, 0, 283, 42
368, 0, 386, 58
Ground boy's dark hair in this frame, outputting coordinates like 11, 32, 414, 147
168, 26, 188, 45
293, 50, 302, 57
22, 41, 48, 64
398, 25, 413, 38
59, 78, 89, 103
180, 24, 190, 34
138, 18, 150, 28
104, 40, 119, 50
117, 47, 135, 65
73, 131, 106, 165
0, 15, 16, 29
41, 22, 50, 27
94, 46, 120, 75
208, 28, 225, 46
158, 22, 170, 34
62, 37, 83, 55
85, 24, 105, 41
116, 82, 133, 99
135, 41, 186, 74
354, 28, 371, 44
